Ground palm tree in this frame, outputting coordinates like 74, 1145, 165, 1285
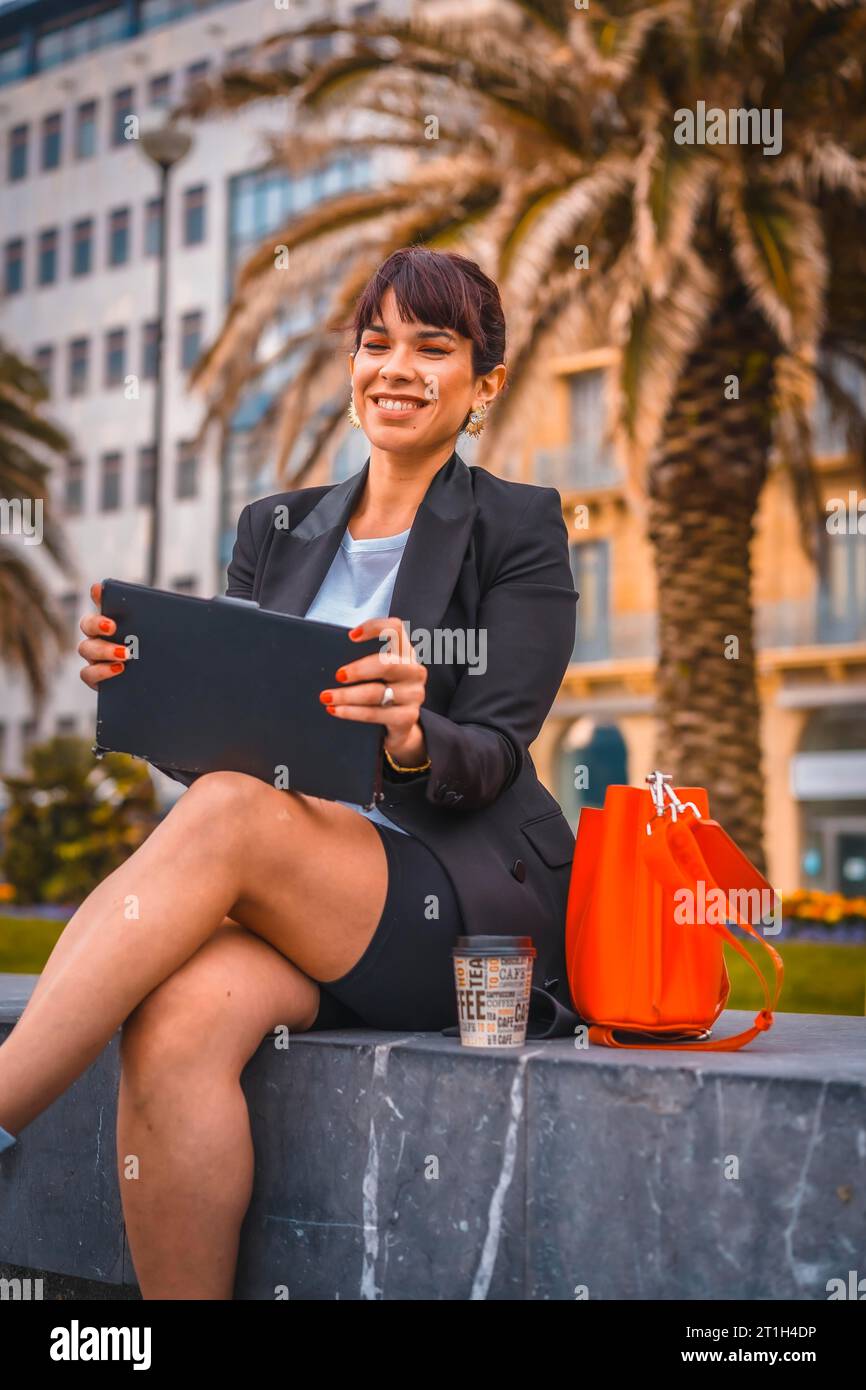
178, 0, 866, 869
0, 339, 77, 714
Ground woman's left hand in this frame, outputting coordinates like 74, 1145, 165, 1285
318, 616, 429, 767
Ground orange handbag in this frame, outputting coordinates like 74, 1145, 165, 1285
565, 772, 784, 1050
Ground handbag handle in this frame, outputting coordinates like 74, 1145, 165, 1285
589, 808, 784, 1051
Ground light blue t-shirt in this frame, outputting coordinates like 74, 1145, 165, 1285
304, 524, 413, 835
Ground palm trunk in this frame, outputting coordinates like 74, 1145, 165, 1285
647, 289, 776, 873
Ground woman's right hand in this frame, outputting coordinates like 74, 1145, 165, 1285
78, 582, 129, 690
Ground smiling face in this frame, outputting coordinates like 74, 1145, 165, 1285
348, 286, 505, 460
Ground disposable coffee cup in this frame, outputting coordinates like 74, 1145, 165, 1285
451, 935, 537, 1049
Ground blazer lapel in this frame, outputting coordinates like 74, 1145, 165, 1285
266, 448, 479, 638
388, 449, 478, 639
266, 464, 370, 618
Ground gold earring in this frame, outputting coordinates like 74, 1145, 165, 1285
348, 390, 362, 429
464, 402, 487, 437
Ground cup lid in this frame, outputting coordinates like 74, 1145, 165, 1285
453, 935, 535, 950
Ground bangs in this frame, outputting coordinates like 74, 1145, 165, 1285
352, 247, 505, 375
355, 255, 482, 344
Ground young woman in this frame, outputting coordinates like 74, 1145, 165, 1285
0, 247, 580, 1298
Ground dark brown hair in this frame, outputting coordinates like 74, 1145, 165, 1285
351, 247, 507, 393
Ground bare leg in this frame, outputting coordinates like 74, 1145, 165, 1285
0, 770, 388, 1136
117, 923, 320, 1299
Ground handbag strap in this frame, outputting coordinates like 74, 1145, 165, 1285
589, 809, 784, 1051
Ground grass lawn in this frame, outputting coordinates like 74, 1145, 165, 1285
0, 916, 66, 974
0, 916, 864, 1016
724, 940, 865, 1016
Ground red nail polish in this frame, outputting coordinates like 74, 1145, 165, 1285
325, 704, 336, 714
114, 646, 126, 658
335, 667, 347, 682
319, 691, 332, 703
348, 627, 363, 639
110, 662, 124, 673
99, 618, 112, 632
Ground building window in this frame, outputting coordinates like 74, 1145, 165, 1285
227, 156, 372, 288
225, 44, 251, 69
185, 59, 210, 93
180, 311, 203, 370
144, 197, 163, 256
813, 351, 866, 457
0, 41, 25, 89
535, 368, 620, 491
8, 124, 27, 180
21, 719, 38, 756
68, 338, 89, 397
795, 708, 866, 895
59, 592, 80, 629
65, 456, 85, 514
267, 41, 293, 72
100, 452, 122, 511
75, 100, 98, 160
37, 6, 126, 73
172, 575, 198, 594
141, 321, 159, 380
4, 238, 24, 294
71, 218, 94, 276
137, 446, 156, 505
182, 185, 207, 245
353, 1, 380, 15
176, 441, 198, 499
310, 35, 334, 61
104, 328, 127, 387
56, 715, 79, 735
37, 228, 58, 285
569, 540, 610, 661
557, 720, 628, 830
147, 73, 172, 108
571, 369, 613, 479
111, 87, 134, 147
35, 345, 54, 395
108, 206, 130, 266
818, 531, 866, 643
42, 113, 63, 170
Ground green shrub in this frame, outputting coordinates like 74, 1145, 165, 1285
1, 735, 156, 905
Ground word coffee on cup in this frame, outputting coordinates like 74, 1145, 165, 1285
451, 935, 537, 1048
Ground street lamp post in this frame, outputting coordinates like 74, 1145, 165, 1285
138, 115, 192, 589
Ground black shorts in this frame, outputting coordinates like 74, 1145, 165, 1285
302, 822, 463, 1033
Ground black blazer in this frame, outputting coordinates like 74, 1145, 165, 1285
156, 448, 582, 1038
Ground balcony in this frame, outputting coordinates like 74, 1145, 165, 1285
568, 600, 866, 668
755, 599, 866, 650
535, 445, 623, 494
571, 612, 657, 664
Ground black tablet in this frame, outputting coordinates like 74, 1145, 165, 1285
93, 578, 385, 807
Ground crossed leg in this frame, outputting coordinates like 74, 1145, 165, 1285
0, 770, 392, 1295
117, 920, 325, 1299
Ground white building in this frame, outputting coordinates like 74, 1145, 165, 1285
0, 0, 438, 794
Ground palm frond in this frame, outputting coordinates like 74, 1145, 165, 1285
718, 170, 828, 350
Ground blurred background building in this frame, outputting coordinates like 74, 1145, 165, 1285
1, 0, 865, 898
527, 349, 866, 898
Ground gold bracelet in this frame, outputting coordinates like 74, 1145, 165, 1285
384, 746, 432, 774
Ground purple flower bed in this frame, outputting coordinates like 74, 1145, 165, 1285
779, 917, 866, 944
0, 904, 75, 920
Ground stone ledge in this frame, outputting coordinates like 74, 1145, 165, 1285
1, 974, 864, 1299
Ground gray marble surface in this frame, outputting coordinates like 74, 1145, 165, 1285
1, 973, 863, 1300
